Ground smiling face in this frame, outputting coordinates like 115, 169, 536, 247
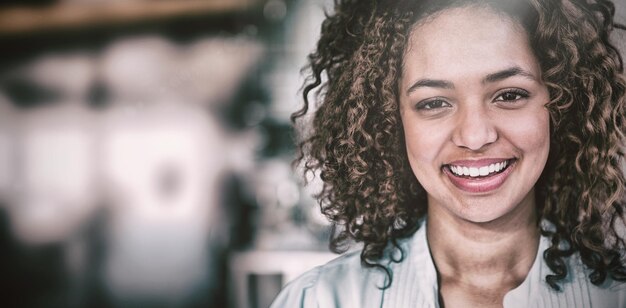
399, 6, 550, 224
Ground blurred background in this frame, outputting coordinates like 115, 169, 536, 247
0, 0, 335, 307
0, 1, 624, 308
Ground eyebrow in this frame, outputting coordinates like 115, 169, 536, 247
482, 66, 537, 84
406, 79, 455, 93
405, 66, 538, 95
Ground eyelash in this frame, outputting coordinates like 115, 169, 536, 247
415, 98, 451, 110
494, 89, 530, 102
415, 89, 530, 109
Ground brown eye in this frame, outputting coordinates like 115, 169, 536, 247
495, 89, 529, 102
501, 92, 520, 101
416, 99, 451, 110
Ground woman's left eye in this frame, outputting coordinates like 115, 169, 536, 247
494, 89, 529, 102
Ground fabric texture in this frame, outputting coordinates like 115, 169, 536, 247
270, 222, 626, 308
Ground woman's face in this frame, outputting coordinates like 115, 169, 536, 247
399, 6, 550, 223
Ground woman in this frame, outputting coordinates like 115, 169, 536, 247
272, 0, 626, 307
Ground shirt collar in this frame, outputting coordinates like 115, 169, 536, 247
383, 220, 440, 307
382, 219, 551, 308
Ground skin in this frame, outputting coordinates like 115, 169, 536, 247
398, 6, 550, 308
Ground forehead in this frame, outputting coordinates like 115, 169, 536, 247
402, 6, 538, 83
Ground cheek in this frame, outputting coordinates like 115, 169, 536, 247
402, 117, 448, 175
502, 107, 551, 157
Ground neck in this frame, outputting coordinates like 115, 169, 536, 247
427, 194, 540, 292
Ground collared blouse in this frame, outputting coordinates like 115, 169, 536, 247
270, 223, 626, 307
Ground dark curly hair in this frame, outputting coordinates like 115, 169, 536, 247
293, 0, 626, 291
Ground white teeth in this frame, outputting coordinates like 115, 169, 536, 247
449, 160, 510, 177
469, 167, 479, 177
479, 166, 489, 176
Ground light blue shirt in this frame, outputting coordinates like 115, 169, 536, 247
270, 223, 626, 307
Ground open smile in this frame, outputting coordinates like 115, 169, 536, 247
442, 158, 517, 193
447, 159, 514, 178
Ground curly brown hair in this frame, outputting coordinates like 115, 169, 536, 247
293, 0, 626, 290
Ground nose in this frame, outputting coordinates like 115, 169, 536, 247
451, 105, 498, 151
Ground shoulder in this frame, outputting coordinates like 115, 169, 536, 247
584, 272, 626, 307
270, 225, 431, 307
270, 250, 386, 308
553, 252, 626, 307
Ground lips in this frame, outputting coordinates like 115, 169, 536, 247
442, 158, 516, 193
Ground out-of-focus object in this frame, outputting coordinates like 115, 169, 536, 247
98, 31, 266, 306
100, 35, 264, 107
262, 0, 287, 22
0, 93, 15, 202
26, 51, 97, 101
264, 0, 327, 122
100, 36, 179, 103
180, 37, 264, 105
243, 158, 328, 250
0, 0, 265, 35
230, 250, 336, 308
8, 104, 98, 245
0, 51, 98, 109
100, 102, 228, 305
